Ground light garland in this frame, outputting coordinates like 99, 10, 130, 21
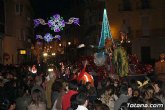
36, 33, 61, 42
34, 14, 80, 32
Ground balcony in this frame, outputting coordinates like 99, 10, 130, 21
136, 1, 152, 10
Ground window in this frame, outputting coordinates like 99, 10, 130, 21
15, 3, 23, 15
141, 0, 150, 9
16, 29, 21, 40
15, 4, 20, 14
17, 29, 26, 41
121, 19, 130, 34
141, 16, 150, 37
122, 0, 132, 11
141, 46, 151, 63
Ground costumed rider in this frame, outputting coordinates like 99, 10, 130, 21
113, 40, 129, 77
77, 60, 94, 86
94, 38, 114, 74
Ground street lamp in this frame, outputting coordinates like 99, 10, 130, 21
52, 53, 56, 56
43, 52, 48, 57
59, 43, 62, 47
68, 42, 71, 45
48, 68, 53, 72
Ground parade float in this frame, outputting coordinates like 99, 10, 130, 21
75, 9, 154, 83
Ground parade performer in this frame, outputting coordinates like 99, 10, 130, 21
77, 60, 94, 86
113, 41, 129, 77
94, 9, 128, 77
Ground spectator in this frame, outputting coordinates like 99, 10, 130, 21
68, 94, 78, 110
8, 101, 16, 110
28, 89, 46, 110
76, 92, 89, 110
100, 85, 118, 110
62, 80, 78, 110
114, 84, 130, 110
51, 80, 66, 110
127, 85, 133, 97
153, 80, 165, 105
150, 97, 164, 110
31, 75, 46, 103
15, 88, 31, 110
51, 80, 63, 106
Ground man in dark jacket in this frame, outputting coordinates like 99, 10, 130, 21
114, 84, 130, 110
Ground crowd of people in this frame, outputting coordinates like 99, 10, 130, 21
0, 60, 165, 110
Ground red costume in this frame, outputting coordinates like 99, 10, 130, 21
62, 90, 78, 110
77, 66, 94, 86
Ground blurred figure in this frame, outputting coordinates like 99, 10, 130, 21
62, 80, 78, 110
76, 92, 89, 110
28, 89, 46, 110
51, 80, 65, 110
8, 101, 16, 110
16, 89, 31, 110
127, 86, 133, 97
114, 84, 130, 110
68, 94, 78, 110
153, 80, 165, 105
94, 104, 110, 110
150, 97, 164, 110
155, 54, 165, 74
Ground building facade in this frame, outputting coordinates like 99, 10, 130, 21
106, 0, 165, 62
3, 0, 33, 65
0, 0, 5, 64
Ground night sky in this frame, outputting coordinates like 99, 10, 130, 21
30, 0, 78, 19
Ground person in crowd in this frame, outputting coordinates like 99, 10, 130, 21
141, 85, 155, 105
51, 80, 63, 106
28, 89, 46, 110
150, 97, 164, 110
51, 80, 66, 110
5, 79, 18, 102
8, 101, 16, 110
68, 94, 78, 110
0, 78, 6, 99
127, 85, 133, 97
15, 88, 31, 110
153, 80, 165, 105
95, 104, 110, 110
77, 60, 94, 86
87, 84, 97, 104
62, 80, 78, 110
100, 85, 118, 110
76, 92, 89, 110
45, 71, 56, 109
0, 98, 10, 110
123, 96, 145, 110
31, 75, 46, 103
113, 79, 120, 97
132, 89, 140, 97
114, 84, 130, 110
101, 73, 109, 93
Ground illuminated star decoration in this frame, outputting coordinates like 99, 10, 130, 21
48, 14, 65, 32
34, 14, 80, 32
36, 33, 61, 43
